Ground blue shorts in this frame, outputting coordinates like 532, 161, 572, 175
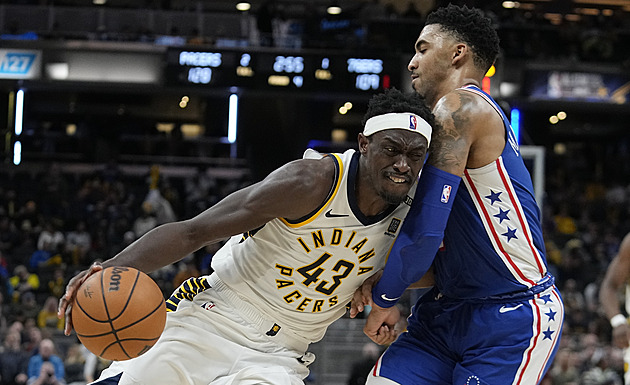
372, 281, 563, 385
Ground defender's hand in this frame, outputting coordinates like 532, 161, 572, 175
363, 302, 401, 345
58, 262, 104, 335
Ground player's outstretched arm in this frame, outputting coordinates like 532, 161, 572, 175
600, 233, 630, 348
59, 155, 335, 334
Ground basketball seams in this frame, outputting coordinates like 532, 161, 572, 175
109, 270, 142, 320
78, 300, 165, 338
73, 266, 166, 361
99, 269, 132, 359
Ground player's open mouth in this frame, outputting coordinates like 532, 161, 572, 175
388, 175, 408, 184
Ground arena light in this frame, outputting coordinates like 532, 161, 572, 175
327, 5, 342, 15
510, 108, 521, 144
13, 141, 21, 166
228, 94, 238, 144
15, 89, 24, 136
236, 2, 251, 11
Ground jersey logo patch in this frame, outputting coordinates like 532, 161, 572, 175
266, 323, 282, 336
325, 209, 349, 218
386, 218, 401, 235
380, 293, 400, 302
441, 184, 452, 203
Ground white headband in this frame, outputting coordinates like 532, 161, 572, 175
363, 113, 432, 146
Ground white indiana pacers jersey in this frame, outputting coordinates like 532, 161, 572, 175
211, 149, 416, 344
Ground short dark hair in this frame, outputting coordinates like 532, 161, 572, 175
362, 88, 434, 129
426, 4, 499, 72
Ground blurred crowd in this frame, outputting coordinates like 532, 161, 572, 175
2, 0, 629, 65
0, 162, 246, 385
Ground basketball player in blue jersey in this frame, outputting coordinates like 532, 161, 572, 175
354, 5, 565, 385
600, 232, 630, 384
57, 88, 435, 385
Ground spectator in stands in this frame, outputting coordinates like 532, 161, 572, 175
15, 201, 42, 237
46, 269, 66, 300
37, 297, 64, 332
22, 325, 42, 357
0, 330, 29, 385
63, 343, 87, 385
132, 202, 157, 238
64, 221, 92, 267
37, 222, 64, 257
10, 293, 39, 327
172, 259, 200, 289
0, 291, 8, 332
549, 348, 580, 385
26, 339, 65, 385
9, 266, 39, 304
30, 222, 64, 272
0, 216, 20, 257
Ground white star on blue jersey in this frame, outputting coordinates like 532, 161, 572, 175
485, 190, 502, 205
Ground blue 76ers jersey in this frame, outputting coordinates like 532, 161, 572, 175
434, 85, 548, 299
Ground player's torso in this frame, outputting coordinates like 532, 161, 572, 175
213, 150, 415, 342
435, 86, 548, 299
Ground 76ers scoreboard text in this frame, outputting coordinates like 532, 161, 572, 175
165, 48, 401, 93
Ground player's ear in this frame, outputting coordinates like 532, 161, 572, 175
358, 133, 369, 154
452, 43, 468, 66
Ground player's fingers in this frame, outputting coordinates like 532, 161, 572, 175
58, 263, 103, 318
63, 302, 74, 336
374, 325, 396, 345
349, 289, 364, 318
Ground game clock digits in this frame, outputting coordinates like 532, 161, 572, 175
165, 48, 400, 93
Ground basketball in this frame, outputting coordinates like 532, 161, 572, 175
72, 266, 167, 361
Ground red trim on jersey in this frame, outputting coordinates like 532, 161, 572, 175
516, 296, 542, 384
464, 167, 536, 286
534, 289, 564, 383
495, 158, 546, 276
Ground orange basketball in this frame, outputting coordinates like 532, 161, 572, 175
72, 266, 167, 361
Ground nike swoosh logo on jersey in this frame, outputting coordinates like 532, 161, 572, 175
380, 294, 400, 302
325, 209, 349, 218
499, 304, 523, 313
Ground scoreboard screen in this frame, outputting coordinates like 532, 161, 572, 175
165, 48, 402, 92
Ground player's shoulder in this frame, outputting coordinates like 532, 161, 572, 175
435, 89, 499, 129
270, 153, 337, 191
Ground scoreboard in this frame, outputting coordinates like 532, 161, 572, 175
165, 48, 403, 93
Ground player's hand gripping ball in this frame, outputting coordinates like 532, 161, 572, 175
72, 266, 167, 361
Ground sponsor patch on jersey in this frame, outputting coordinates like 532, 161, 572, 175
441, 184, 452, 203
200, 301, 216, 311
386, 218, 401, 235
266, 323, 282, 336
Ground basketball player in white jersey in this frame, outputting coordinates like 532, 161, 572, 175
58, 88, 434, 385
600, 232, 630, 384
